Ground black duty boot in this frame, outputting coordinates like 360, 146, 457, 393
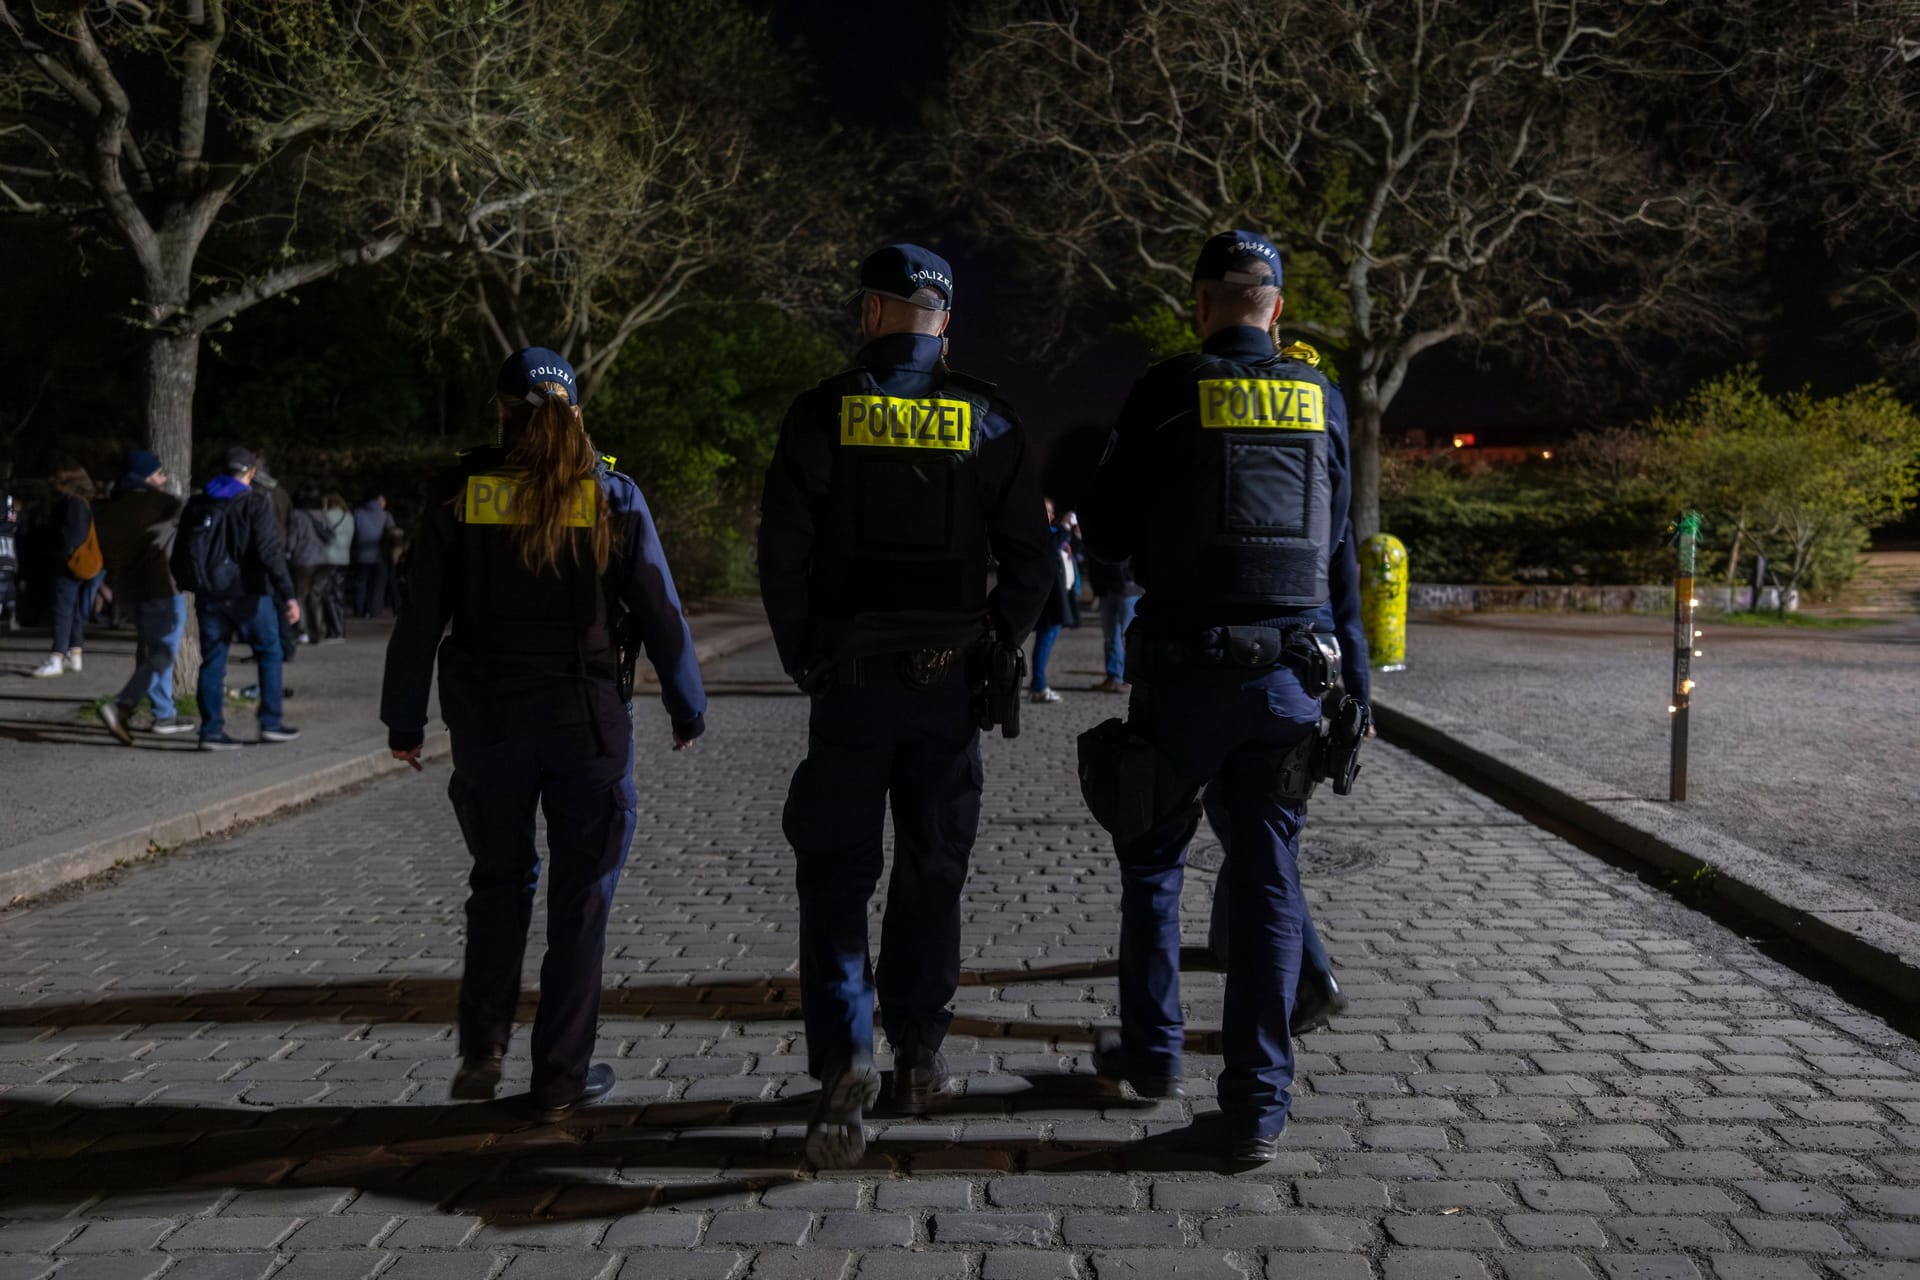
1290, 971, 1349, 1037
891, 1043, 959, 1115
450, 1048, 504, 1101
1229, 1127, 1287, 1164
806, 1050, 882, 1170
1091, 1030, 1186, 1099
531, 1063, 615, 1122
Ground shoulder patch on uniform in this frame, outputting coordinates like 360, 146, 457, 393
1280, 340, 1322, 367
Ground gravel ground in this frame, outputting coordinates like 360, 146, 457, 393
1383, 610, 1920, 925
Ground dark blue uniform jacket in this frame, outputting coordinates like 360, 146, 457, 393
757, 332, 1054, 673
381, 454, 708, 753
1082, 325, 1372, 706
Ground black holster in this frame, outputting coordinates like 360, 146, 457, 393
971, 640, 1024, 739
1077, 717, 1201, 843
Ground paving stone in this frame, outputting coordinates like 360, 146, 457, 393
703, 1210, 813, 1246
982, 1250, 1077, 1280
747, 1249, 853, 1279
855, 1255, 970, 1280
494, 1255, 619, 1280
269, 1255, 389, 1280
1379, 1251, 1489, 1280
1730, 1217, 1856, 1253
932, 1215, 1055, 1246
1503, 1214, 1608, 1248
55, 1219, 175, 1253
383, 1256, 509, 1280
1265, 1257, 1375, 1280
43, 1259, 171, 1280
1854, 1221, 1920, 1258
158, 1257, 279, 1280
988, 1177, 1138, 1210
1707, 1260, 1819, 1280
810, 1213, 912, 1247
1517, 1181, 1614, 1213
612, 1253, 744, 1280
1090, 1252, 1245, 1280
1502, 1257, 1600, 1280
1199, 1214, 1371, 1250
1596, 1259, 1704, 1280
1608, 1217, 1733, 1251
1615, 1185, 1742, 1215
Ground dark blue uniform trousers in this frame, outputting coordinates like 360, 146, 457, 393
1204, 781, 1334, 982
448, 719, 638, 1107
783, 663, 982, 1078
1118, 664, 1320, 1139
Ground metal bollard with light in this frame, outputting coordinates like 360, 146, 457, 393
1664, 511, 1704, 801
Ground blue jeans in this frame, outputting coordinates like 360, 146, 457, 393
196, 596, 284, 740
783, 662, 982, 1077
1098, 594, 1139, 680
1030, 624, 1063, 690
449, 718, 637, 1106
115, 594, 187, 720
1115, 663, 1319, 1139
50, 571, 103, 653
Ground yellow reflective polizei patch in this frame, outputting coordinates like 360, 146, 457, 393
1197, 379, 1328, 431
464, 474, 597, 527
838, 395, 973, 451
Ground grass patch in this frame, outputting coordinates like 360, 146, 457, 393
1699, 611, 1891, 630
73, 692, 203, 725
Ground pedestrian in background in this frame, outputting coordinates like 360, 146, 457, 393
253, 455, 300, 664
0, 481, 22, 632
30, 460, 103, 678
1087, 556, 1142, 694
173, 446, 301, 750
352, 494, 396, 617
381, 347, 706, 1121
318, 492, 352, 640
93, 449, 193, 741
1027, 497, 1080, 703
288, 494, 331, 645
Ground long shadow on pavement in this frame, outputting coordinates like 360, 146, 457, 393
0, 1077, 1234, 1221
0, 956, 1232, 1055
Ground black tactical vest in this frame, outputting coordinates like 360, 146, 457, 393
811, 367, 993, 618
1138, 352, 1334, 610
449, 450, 612, 660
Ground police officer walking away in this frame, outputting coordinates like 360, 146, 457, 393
1079, 230, 1366, 1162
382, 348, 708, 1121
759, 244, 1052, 1169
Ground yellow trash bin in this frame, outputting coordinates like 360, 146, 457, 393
1360, 533, 1408, 671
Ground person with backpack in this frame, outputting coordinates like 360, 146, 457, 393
171, 446, 301, 750
254, 455, 300, 664
93, 450, 194, 741
30, 461, 104, 678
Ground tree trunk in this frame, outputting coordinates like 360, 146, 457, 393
144, 332, 203, 699
144, 332, 200, 489
1349, 393, 1383, 541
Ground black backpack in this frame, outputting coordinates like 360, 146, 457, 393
171, 496, 243, 598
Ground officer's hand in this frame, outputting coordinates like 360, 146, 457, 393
671, 732, 694, 752
285, 599, 302, 626
392, 747, 423, 772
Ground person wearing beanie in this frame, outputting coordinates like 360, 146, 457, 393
92, 449, 193, 739
380, 346, 707, 1123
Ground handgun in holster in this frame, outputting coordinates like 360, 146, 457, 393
972, 641, 1025, 739
1317, 694, 1368, 796
613, 611, 644, 703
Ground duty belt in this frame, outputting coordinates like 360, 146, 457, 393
1126, 623, 1335, 697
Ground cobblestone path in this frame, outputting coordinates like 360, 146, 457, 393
3, 634, 1918, 1280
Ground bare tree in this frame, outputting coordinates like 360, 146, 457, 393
945, 0, 1758, 536
409, 1, 855, 403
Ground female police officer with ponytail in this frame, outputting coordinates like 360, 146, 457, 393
382, 348, 707, 1121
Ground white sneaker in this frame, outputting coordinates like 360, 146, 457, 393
64, 649, 82, 673
1028, 687, 1062, 704
30, 654, 64, 678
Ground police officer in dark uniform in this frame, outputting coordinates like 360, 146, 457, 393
1202, 336, 1373, 1033
759, 244, 1052, 1169
1079, 230, 1365, 1162
382, 348, 708, 1121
